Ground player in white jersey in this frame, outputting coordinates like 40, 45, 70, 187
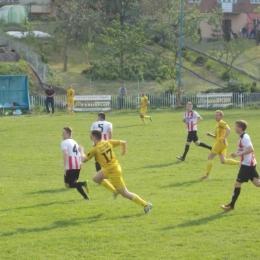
90, 112, 113, 171
176, 102, 212, 161
61, 127, 89, 200
221, 120, 260, 210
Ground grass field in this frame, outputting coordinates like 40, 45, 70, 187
1, 109, 260, 260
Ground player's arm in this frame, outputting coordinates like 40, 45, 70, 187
194, 115, 202, 125
223, 125, 230, 144
121, 141, 126, 155
108, 127, 112, 140
62, 149, 68, 174
207, 132, 216, 138
78, 146, 88, 163
231, 145, 254, 158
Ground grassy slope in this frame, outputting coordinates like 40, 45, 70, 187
1, 109, 260, 259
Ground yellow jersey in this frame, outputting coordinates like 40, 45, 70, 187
86, 140, 121, 172
67, 89, 75, 98
215, 120, 228, 142
140, 95, 149, 106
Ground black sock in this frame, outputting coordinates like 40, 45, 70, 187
199, 142, 212, 150
77, 187, 88, 199
230, 187, 241, 208
69, 182, 83, 188
182, 145, 190, 159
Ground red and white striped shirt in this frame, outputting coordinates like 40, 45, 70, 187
61, 138, 81, 170
238, 133, 257, 166
184, 110, 200, 131
90, 120, 112, 140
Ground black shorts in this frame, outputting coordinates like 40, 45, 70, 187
64, 169, 80, 184
95, 161, 101, 172
187, 131, 199, 143
236, 165, 259, 183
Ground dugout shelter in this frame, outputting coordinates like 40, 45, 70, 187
0, 75, 30, 111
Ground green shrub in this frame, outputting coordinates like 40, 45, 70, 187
153, 35, 161, 43
206, 64, 212, 70
194, 56, 208, 66
221, 71, 230, 81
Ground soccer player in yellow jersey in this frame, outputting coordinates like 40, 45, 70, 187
200, 110, 240, 179
136, 92, 152, 124
79, 129, 152, 214
67, 85, 75, 114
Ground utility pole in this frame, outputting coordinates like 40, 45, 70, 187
177, 0, 184, 108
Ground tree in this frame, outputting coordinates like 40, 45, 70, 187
210, 38, 248, 77
102, 14, 149, 80
53, 0, 103, 71
143, 0, 203, 63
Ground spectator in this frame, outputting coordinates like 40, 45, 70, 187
118, 84, 127, 109
45, 85, 55, 114
242, 27, 247, 38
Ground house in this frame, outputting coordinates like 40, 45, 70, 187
0, 0, 51, 16
187, 0, 260, 38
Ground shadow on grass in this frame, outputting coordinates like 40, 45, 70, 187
160, 211, 231, 230
116, 124, 144, 129
0, 199, 78, 213
105, 212, 143, 221
1, 213, 104, 237
162, 179, 223, 188
142, 162, 177, 169
27, 188, 67, 195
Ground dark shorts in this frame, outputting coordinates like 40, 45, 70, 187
236, 165, 259, 183
95, 161, 101, 172
187, 131, 199, 143
64, 169, 80, 184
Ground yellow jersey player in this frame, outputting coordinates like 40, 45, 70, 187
79, 129, 152, 214
67, 85, 75, 114
201, 110, 240, 179
136, 92, 152, 124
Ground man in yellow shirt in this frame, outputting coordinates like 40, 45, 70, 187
201, 110, 240, 179
136, 92, 152, 124
79, 129, 152, 214
67, 85, 75, 114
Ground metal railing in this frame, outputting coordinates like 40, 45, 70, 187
29, 93, 260, 111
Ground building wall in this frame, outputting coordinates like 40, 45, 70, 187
19, 0, 50, 13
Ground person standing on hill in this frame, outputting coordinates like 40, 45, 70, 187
45, 85, 55, 114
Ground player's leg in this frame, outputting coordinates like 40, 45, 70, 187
251, 166, 260, 187
65, 170, 89, 199
93, 170, 117, 194
140, 113, 146, 124
195, 133, 212, 150
71, 101, 74, 114
221, 181, 242, 210
201, 151, 217, 179
177, 133, 192, 161
220, 146, 240, 165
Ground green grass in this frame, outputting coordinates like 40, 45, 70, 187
1, 109, 260, 259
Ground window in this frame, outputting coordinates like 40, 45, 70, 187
188, 0, 201, 3
218, 0, 237, 3
251, 0, 260, 4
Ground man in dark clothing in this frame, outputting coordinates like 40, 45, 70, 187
45, 85, 55, 114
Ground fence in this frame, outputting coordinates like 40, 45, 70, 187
0, 31, 47, 84
29, 93, 260, 111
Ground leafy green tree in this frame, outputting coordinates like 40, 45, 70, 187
102, 14, 149, 80
53, 0, 103, 71
210, 38, 248, 76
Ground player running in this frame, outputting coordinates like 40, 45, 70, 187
176, 102, 211, 162
79, 129, 152, 214
136, 92, 152, 125
61, 127, 89, 200
200, 110, 240, 179
66, 85, 75, 114
90, 112, 112, 171
221, 120, 260, 210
